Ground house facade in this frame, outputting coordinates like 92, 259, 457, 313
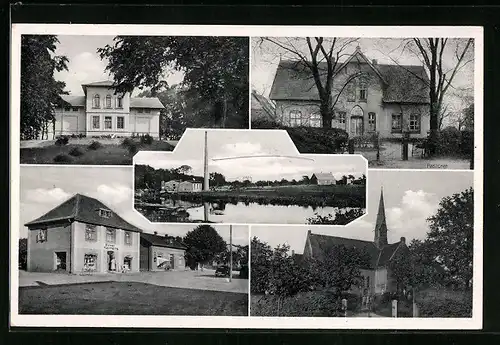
139, 233, 187, 271
269, 47, 430, 139
24, 194, 142, 274
178, 181, 203, 193
51, 81, 163, 138
301, 188, 409, 295
310, 173, 337, 185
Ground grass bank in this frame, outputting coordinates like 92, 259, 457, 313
19, 281, 248, 315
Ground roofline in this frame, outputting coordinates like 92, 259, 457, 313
72, 218, 143, 233
25, 216, 74, 228
140, 235, 187, 249
388, 241, 405, 262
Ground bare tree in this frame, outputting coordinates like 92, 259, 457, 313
257, 37, 361, 128
383, 38, 474, 155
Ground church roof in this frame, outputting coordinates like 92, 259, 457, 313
269, 52, 430, 104
25, 193, 143, 233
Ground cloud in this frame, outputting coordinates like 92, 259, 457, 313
25, 188, 71, 204
386, 189, 439, 241
95, 184, 133, 206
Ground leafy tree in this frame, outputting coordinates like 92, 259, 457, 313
98, 36, 249, 128
21, 35, 69, 139
307, 208, 364, 225
174, 164, 192, 175
19, 238, 28, 270
256, 37, 361, 128
251, 237, 274, 293
209, 172, 227, 188
183, 225, 227, 267
426, 187, 473, 290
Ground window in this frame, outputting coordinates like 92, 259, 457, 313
117, 116, 124, 129
106, 228, 116, 243
145, 109, 151, 114
85, 224, 97, 242
92, 116, 100, 129
104, 116, 112, 130
64, 106, 71, 112
84, 254, 97, 271
93, 94, 100, 108
72, 107, 79, 112
99, 208, 112, 218
138, 108, 144, 113
117, 97, 123, 108
409, 114, 421, 133
309, 113, 321, 127
368, 112, 376, 131
359, 88, 367, 102
289, 110, 303, 127
124, 231, 132, 245
105, 95, 112, 108
347, 85, 356, 102
391, 114, 402, 132
36, 229, 48, 243
338, 111, 346, 125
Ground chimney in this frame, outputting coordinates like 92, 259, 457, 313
291, 250, 295, 256
355, 45, 361, 52
372, 59, 377, 65
400, 237, 406, 244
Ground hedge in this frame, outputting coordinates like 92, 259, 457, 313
417, 289, 472, 317
436, 127, 474, 157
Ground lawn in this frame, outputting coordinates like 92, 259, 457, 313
20, 139, 174, 165
19, 281, 248, 315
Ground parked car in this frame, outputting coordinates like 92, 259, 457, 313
215, 265, 230, 277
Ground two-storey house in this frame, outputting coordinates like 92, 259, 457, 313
269, 47, 430, 139
52, 81, 164, 138
24, 193, 143, 274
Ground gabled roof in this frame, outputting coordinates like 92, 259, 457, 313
60, 95, 85, 107
311, 172, 335, 181
377, 242, 404, 267
25, 194, 143, 233
130, 97, 165, 109
140, 232, 187, 250
269, 56, 430, 104
82, 80, 115, 87
307, 232, 380, 269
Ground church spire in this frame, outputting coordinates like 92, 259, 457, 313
374, 186, 388, 248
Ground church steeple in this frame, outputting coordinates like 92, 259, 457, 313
374, 186, 388, 248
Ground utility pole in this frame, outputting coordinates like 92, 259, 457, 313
203, 131, 209, 191
229, 225, 233, 282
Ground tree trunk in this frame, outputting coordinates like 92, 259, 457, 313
320, 100, 333, 128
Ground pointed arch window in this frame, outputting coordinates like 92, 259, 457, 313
105, 94, 112, 108
93, 94, 100, 108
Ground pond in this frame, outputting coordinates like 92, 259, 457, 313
135, 199, 364, 224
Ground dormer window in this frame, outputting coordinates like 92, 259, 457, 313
105, 94, 112, 108
93, 94, 100, 108
99, 208, 112, 218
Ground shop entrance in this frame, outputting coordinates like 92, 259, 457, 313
107, 251, 117, 272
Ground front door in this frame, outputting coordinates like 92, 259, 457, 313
55, 252, 66, 271
107, 251, 116, 271
350, 116, 363, 137
169, 254, 175, 269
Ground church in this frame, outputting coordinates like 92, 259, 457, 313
49, 81, 164, 138
300, 188, 409, 295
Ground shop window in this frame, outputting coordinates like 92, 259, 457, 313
106, 227, 116, 243
84, 254, 97, 271
85, 224, 97, 242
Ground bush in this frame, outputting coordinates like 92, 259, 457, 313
53, 154, 73, 163
140, 134, 154, 145
55, 136, 69, 146
78, 133, 85, 138
417, 289, 472, 317
68, 147, 84, 157
286, 127, 349, 154
239, 264, 249, 279
128, 142, 138, 155
460, 130, 474, 156
251, 118, 281, 129
437, 127, 461, 156
87, 141, 103, 150
121, 137, 135, 148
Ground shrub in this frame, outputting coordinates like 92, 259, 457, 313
140, 134, 154, 145
121, 137, 135, 148
286, 127, 349, 154
127, 142, 138, 155
437, 127, 461, 156
55, 136, 69, 146
251, 118, 281, 129
460, 130, 474, 156
239, 264, 249, 279
68, 147, 84, 157
417, 289, 472, 317
53, 154, 73, 163
87, 141, 103, 150
78, 133, 85, 138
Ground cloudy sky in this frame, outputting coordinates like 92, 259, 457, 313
251, 169, 473, 253
252, 37, 474, 113
18, 165, 248, 245
134, 129, 366, 181
53, 35, 184, 96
